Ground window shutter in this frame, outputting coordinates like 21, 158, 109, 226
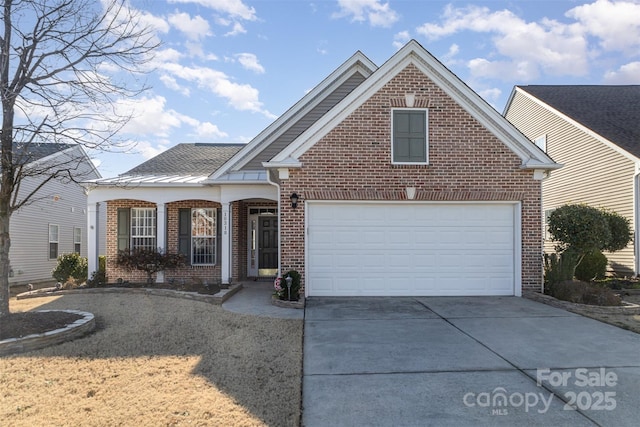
117, 208, 130, 251
393, 110, 426, 163
178, 208, 191, 262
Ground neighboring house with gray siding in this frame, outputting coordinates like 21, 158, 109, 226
8, 143, 103, 286
504, 85, 640, 276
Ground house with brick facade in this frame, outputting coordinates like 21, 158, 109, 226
85, 40, 559, 297
505, 85, 640, 276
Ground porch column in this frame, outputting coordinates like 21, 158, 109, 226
221, 202, 231, 285
87, 202, 98, 277
156, 203, 166, 283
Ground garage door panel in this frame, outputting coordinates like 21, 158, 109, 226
307, 202, 517, 296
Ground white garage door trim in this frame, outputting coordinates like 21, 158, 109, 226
305, 201, 522, 297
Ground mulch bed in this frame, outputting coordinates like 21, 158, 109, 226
0, 311, 83, 341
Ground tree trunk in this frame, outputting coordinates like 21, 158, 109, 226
0, 213, 10, 318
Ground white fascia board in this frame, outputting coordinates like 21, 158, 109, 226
209, 52, 378, 180
275, 40, 558, 170
514, 87, 640, 164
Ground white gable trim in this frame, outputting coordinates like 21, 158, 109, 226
272, 40, 558, 171
512, 87, 640, 164
208, 52, 377, 180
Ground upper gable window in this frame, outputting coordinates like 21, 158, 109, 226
392, 109, 428, 164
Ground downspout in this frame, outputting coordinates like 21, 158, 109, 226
265, 170, 282, 278
634, 167, 640, 276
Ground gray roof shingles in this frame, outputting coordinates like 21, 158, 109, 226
518, 85, 640, 158
123, 143, 244, 176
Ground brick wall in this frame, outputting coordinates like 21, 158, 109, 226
279, 63, 543, 293
106, 199, 222, 284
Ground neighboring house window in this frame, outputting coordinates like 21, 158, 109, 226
392, 109, 428, 164
534, 135, 547, 152
74, 227, 82, 254
130, 208, 156, 250
49, 224, 59, 259
544, 209, 554, 241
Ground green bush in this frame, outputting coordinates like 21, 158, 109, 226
277, 270, 301, 301
544, 250, 579, 288
52, 253, 88, 284
548, 204, 632, 277
574, 250, 608, 281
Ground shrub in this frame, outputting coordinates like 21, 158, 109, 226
544, 250, 579, 287
574, 250, 608, 282
275, 270, 301, 301
548, 280, 621, 306
116, 248, 185, 283
548, 204, 632, 277
87, 255, 107, 286
52, 253, 88, 284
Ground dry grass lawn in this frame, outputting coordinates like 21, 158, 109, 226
1, 293, 303, 426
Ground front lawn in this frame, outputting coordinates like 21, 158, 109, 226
1, 293, 303, 426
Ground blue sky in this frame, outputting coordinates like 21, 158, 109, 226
94, 0, 640, 176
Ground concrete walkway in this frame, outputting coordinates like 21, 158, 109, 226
303, 296, 640, 426
222, 281, 304, 320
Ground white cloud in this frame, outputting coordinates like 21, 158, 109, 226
478, 87, 502, 104
160, 75, 191, 96
116, 96, 185, 137
333, 0, 399, 28
193, 122, 228, 139
468, 58, 540, 82
225, 22, 247, 36
136, 140, 170, 160
234, 53, 265, 74
168, 12, 212, 41
604, 61, 640, 83
417, 5, 589, 80
392, 31, 410, 50
161, 63, 276, 118
168, 0, 257, 21
567, 0, 640, 53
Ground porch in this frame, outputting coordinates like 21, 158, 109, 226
86, 181, 279, 286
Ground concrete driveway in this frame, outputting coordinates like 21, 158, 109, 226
302, 297, 640, 426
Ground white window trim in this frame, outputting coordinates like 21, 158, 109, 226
391, 108, 429, 165
49, 224, 59, 260
191, 208, 216, 266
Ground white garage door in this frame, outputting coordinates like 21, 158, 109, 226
306, 202, 519, 297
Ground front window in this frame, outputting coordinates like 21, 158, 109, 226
192, 208, 216, 265
49, 224, 59, 259
131, 208, 156, 250
392, 109, 428, 164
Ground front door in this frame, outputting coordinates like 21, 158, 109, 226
258, 216, 278, 276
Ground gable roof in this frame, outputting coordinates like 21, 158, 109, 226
266, 39, 558, 171
207, 51, 378, 181
12, 142, 74, 165
511, 85, 640, 159
125, 143, 243, 176
3, 142, 100, 179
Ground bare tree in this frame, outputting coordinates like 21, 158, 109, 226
0, 0, 157, 318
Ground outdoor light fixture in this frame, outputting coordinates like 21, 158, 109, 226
290, 192, 299, 209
